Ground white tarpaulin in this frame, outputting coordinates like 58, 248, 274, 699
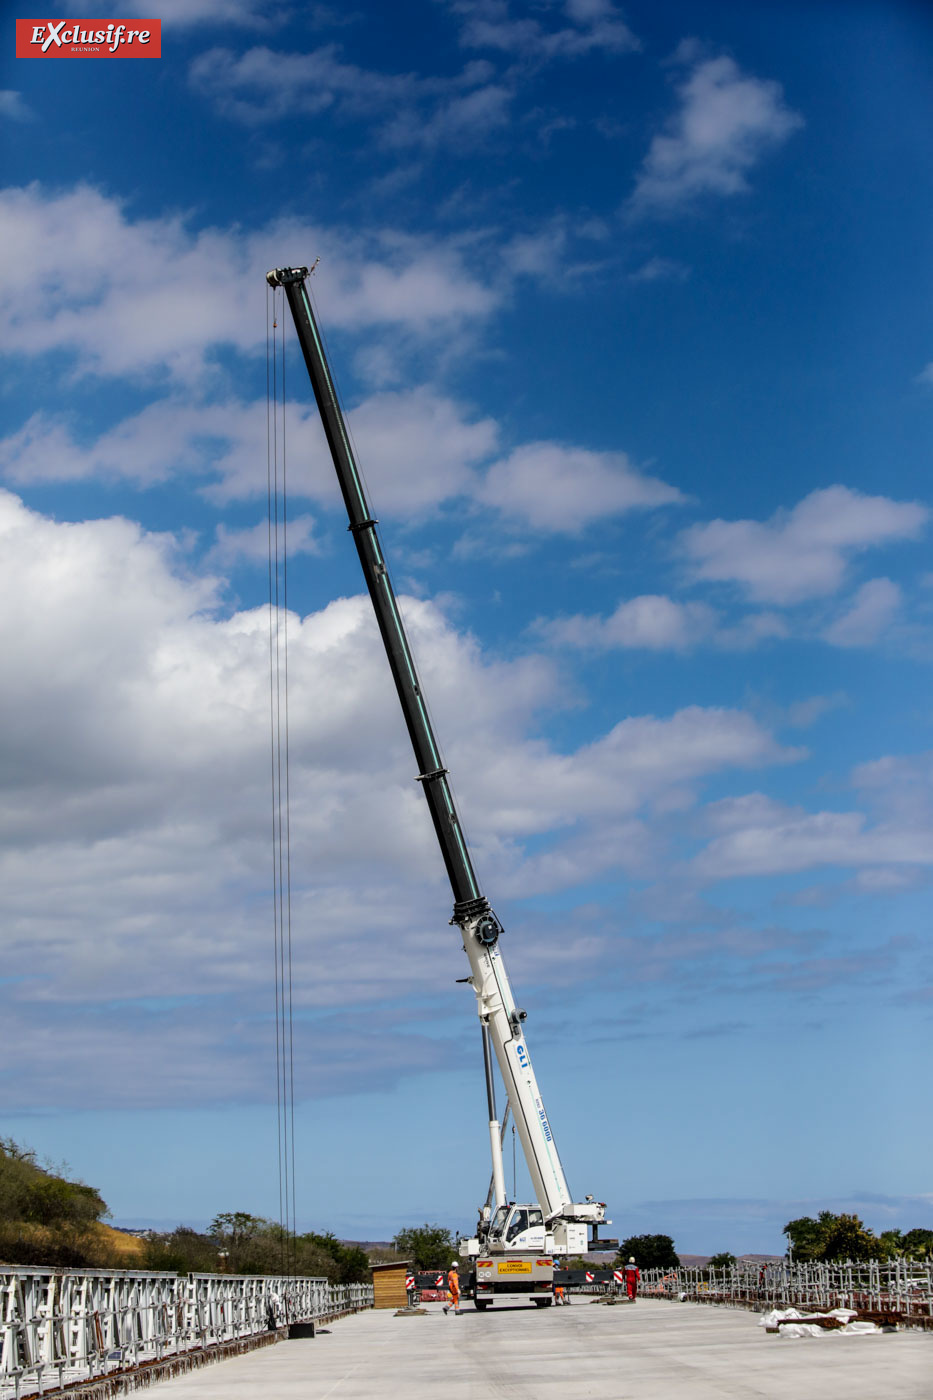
759, 1308, 881, 1339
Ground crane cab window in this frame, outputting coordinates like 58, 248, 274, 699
528, 1209, 543, 1226
490, 1206, 509, 1237
505, 1208, 530, 1242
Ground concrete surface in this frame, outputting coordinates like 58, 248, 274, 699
145, 1298, 932, 1400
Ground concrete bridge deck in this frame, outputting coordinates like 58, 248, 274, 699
146, 1298, 931, 1400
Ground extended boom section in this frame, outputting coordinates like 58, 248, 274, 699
267, 266, 606, 1244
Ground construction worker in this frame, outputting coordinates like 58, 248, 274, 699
443, 1260, 461, 1315
624, 1256, 640, 1301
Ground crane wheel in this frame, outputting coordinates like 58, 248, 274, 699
534, 1298, 553, 1307
474, 1301, 490, 1311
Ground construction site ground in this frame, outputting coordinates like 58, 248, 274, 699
145, 1294, 931, 1400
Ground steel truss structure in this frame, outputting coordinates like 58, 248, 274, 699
638, 1258, 933, 1322
0, 1267, 373, 1399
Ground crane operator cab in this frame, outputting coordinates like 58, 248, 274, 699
488, 1204, 546, 1252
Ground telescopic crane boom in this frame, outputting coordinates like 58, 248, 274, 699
267, 265, 608, 1252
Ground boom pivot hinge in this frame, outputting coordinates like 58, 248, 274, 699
474, 915, 501, 947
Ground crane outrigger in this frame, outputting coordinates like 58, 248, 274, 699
267, 265, 614, 1307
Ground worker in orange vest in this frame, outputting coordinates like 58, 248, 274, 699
443, 1261, 461, 1315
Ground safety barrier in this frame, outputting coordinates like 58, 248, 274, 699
0, 1267, 374, 1399
638, 1258, 933, 1324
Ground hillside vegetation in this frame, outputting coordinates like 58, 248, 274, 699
145, 1212, 370, 1282
0, 1140, 368, 1280
0, 1137, 118, 1267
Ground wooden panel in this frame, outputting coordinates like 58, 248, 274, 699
372, 1267, 409, 1309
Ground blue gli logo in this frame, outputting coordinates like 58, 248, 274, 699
515, 1042, 529, 1069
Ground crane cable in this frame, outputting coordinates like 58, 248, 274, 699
266, 283, 297, 1286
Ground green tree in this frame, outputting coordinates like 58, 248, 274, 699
144, 1227, 220, 1275
708, 1252, 736, 1269
783, 1213, 834, 1261
901, 1229, 933, 1259
300, 1231, 370, 1284
25, 1177, 105, 1228
784, 1212, 879, 1262
820, 1214, 879, 1262
392, 1223, 456, 1270
210, 1212, 266, 1248
208, 1212, 273, 1272
0, 1141, 42, 1224
146, 1218, 373, 1281
617, 1234, 679, 1270
877, 1230, 903, 1260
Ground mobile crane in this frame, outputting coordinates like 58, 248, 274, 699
267, 265, 614, 1308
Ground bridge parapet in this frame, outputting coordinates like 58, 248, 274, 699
0, 1265, 373, 1399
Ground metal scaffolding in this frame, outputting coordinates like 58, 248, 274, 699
638, 1258, 933, 1323
0, 1266, 373, 1399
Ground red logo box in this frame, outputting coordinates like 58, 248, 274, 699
17, 18, 161, 56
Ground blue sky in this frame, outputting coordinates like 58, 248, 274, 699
1, 0, 931, 1257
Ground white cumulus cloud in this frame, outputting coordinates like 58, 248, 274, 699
631, 50, 803, 213
695, 809, 933, 878
0, 492, 805, 1107
680, 486, 928, 605
538, 594, 717, 650
824, 577, 902, 647
2, 384, 686, 534
0, 184, 499, 381
189, 42, 512, 148
694, 776, 933, 879
206, 515, 319, 568
535, 595, 790, 652
479, 442, 683, 533
0, 91, 35, 122
343, 386, 497, 514
452, 0, 639, 60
